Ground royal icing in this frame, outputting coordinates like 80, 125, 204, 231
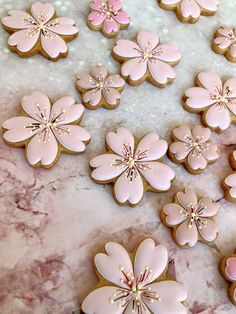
220, 252, 236, 305
76, 65, 125, 109
82, 238, 188, 314
112, 31, 181, 87
162, 189, 219, 247
169, 125, 219, 173
184, 71, 236, 132
88, 0, 129, 36
2, 91, 90, 168
213, 26, 236, 62
90, 127, 175, 206
2, 2, 78, 60
223, 151, 236, 202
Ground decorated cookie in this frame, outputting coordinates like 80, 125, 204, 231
219, 251, 236, 306
183, 71, 236, 132
87, 0, 129, 37
76, 65, 125, 110
2, 91, 90, 168
90, 127, 175, 206
161, 188, 219, 248
1, 2, 78, 61
82, 238, 188, 314
158, 0, 219, 24
212, 26, 236, 63
222, 151, 236, 202
168, 125, 219, 174
112, 31, 181, 87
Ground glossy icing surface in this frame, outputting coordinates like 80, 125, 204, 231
214, 26, 236, 59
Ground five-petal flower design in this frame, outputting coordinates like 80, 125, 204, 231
213, 26, 236, 62
220, 252, 236, 306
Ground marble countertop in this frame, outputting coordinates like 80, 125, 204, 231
0, 0, 236, 313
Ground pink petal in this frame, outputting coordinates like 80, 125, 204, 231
77, 73, 96, 90
185, 87, 215, 109
148, 60, 175, 85
90, 0, 107, 11
113, 11, 129, 24
176, 189, 198, 211
169, 142, 189, 161
121, 58, 147, 81
2, 10, 36, 29
224, 173, 236, 198
218, 26, 234, 37
180, 0, 201, 19
102, 88, 121, 105
198, 197, 219, 217
90, 154, 125, 181
214, 36, 232, 49
195, 0, 219, 11
198, 71, 222, 92
157, 44, 181, 63
137, 31, 159, 52
91, 66, 108, 80
46, 17, 78, 35
31, 2, 55, 24
163, 203, 187, 225
105, 74, 125, 88
161, 0, 180, 3
134, 239, 168, 284
198, 218, 218, 242
205, 104, 231, 131
83, 89, 102, 106
176, 220, 198, 247
225, 257, 236, 281
201, 142, 219, 162
103, 17, 119, 34
88, 11, 106, 26
113, 39, 141, 58
108, 0, 122, 11
187, 150, 207, 171
191, 125, 211, 143
106, 127, 135, 157
230, 43, 236, 58
173, 125, 192, 142
223, 78, 236, 98
95, 242, 133, 288
40, 31, 67, 59
8, 29, 39, 53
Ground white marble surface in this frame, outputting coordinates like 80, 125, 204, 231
0, 0, 236, 313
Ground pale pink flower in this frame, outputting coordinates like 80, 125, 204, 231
213, 26, 236, 62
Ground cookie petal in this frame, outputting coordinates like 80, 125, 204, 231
229, 43, 236, 58
77, 73, 96, 89
113, 11, 129, 24
161, 0, 180, 3
195, 0, 219, 11
102, 88, 121, 105
163, 204, 187, 225
88, 11, 106, 26
198, 71, 222, 92
187, 150, 207, 171
8, 29, 39, 53
90, 0, 107, 11
225, 257, 236, 281
198, 218, 218, 242
40, 31, 67, 59
224, 173, 236, 198
191, 125, 211, 143
113, 39, 141, 58
148, 60, 175, 85
105, 74, 125, 88
137, 31, 159, 52
169, 142, 189, 161
201, 143, 219, 162
121, 58, 147, 81
173, 125, 192, 142
177, 189, 198, 210
83, 89, 102, 106
108, 0, 122, 11
185, 87, 215, 109
205, 104, 231, 130
175, 220, 198, 247
103, 17, 119, 34
2, 10, 37, 29
214, 36, 232, 49
91, 66, 108, 80
157, 44, 181, 63
198, 197, 219, 217
224, 78, 236, 98
31, 2, 55, 24
47, 17, 78, 36
180, 0, 200, 19
106, 127, 135, 157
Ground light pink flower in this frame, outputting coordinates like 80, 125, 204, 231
113, 31, 181, 87
88, 0, 129, 37
162, 189, 219, 247
184, 71, 236, 131
76, 65, 125, 109
213, 26, 236, 62
220, 253, 236, 305
82, 238, 188, 314
2, 91, 90, 168
2, 2, 78, 60
90, 127, 175, 206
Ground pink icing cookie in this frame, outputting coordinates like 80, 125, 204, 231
161, 188, 219, 248
1, 2, 78, 61
112, 31, 181, 87
82, 238, 188, 314
183, 71, 236, 132
168, 125, 219, 174
90, 127, 175, 206
76, 65, 125, 110
87, 0, 130, 37
213, 26, 236, 63
222, 151, 236, 202
2, 91, 90, 168
158, 0, 219, 23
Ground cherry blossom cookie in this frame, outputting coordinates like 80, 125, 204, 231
82, 238, 188, 314
112, 31, 181, 88
168, 125, 219, 174
212, 26, 236, 63
183, 71, 236, 132
158, 0, 219, 24
222, 151, 236, 202
1, 2, 78, 61
2, 91, 90, 168
76, 65, 125, 110
90, 127, 175, 206
87, 0, 130, 38
160, 188, 219, 248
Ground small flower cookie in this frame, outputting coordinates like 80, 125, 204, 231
222, 151, 236, 203
219, 251, 236, 306
183, 71, 236, 132
1, 2, 78, 61
76, 65, 125, 110
158, 0, 219, 24
212, 26, 236, 63
168, 125, 219, 174
112, 31, 181, 88
161, 188, 219, 248
2, 91, 90, 168
90, 127, 175, 206
82, 238, 188, 314
87, 0, 130, 38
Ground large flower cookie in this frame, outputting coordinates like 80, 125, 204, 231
112, 31, 181, 87
168, 125, 219, 174
222, 151, 236, 202
219, 251, 236, 306
1, 2, 78, 61
161, 189, 219, 248
158, 0, 219, 23
2, 91, 90, 168
90, 127, 175, 206
183, 71, 236, 132
82, 238, 188, 314
87, 0, 130, 37
76, 65, 125, 110
213, 26, 236, 63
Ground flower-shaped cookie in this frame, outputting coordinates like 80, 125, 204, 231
222, 151, 236, 202
219, 251, 236, 306
76, 65, 125, 110
158, 0, 219, 23
82, 238, 188, 314
87, 0, 129, 37
2, 91, 90, 168
213, 26, 236, 63
169, 125, 219, 174
1, 2, 78, 61
112, 31, 181, 87
90, 127, 175, 206
184, 71, 236, 132
161, 189, 219, 248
